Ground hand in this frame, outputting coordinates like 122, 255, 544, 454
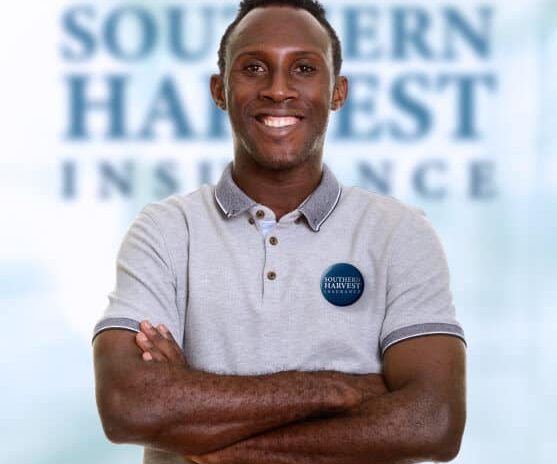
185, 455, 210, 464
350, 373, 389, 401
185, 447, 233, 464
322, 371, 388, 403
135, 320, 188, 367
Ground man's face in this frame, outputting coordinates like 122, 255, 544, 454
211, 6, 347, 172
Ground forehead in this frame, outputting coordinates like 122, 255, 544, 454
227, 6, 332, 63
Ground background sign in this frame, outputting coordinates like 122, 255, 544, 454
1, 1, 555, 463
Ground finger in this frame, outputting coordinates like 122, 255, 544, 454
187, 455, 211, 464
140, 320, 185, 364
158, 323, 174, 340
158, 325, 190, 368
136, 331, 167, 362
135, 331, 151, 352
141, 320, 168, 345
157, 324, 186, 360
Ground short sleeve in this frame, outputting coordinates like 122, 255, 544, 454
379, 209, 465, 356
92, 205, 183, 346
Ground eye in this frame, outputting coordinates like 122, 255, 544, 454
244, 63, 266, 75
295, 64, 317, 75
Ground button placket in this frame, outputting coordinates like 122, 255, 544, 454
263, 226, 281, 295
264, 235, 279, 283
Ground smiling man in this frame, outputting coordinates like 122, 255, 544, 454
93, 1, 466, 464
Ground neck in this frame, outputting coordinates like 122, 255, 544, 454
232, 158, 323, 220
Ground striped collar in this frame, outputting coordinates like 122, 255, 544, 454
214, 163, 342, 232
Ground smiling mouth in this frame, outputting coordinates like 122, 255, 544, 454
256, 115, 302, 129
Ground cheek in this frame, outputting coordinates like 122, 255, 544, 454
306, 97, 333, 129
303, 84, 333, 114
226, 90, 254, 129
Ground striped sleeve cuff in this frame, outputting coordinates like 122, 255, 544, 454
92, 317, 141, 343
381, 323, 466, 356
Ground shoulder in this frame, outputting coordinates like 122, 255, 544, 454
122, 185, 216, 261
340, 186, 429, 232
139, 185, 215, 234
336, 187, 445, 263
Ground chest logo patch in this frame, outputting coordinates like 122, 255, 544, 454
320, 263, 365, 307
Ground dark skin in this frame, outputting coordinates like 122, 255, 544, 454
93, 5, 466, 464
209, 6, 347, 218
134, 325, 465, 464
94, 323, 381, 456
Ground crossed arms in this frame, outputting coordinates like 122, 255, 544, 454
93, 321, 466, 464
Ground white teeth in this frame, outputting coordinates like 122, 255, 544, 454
262, 116, 299, 128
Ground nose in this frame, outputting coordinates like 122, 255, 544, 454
259, 70, 298, 102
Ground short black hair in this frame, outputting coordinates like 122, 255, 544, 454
217, 0, 342, 76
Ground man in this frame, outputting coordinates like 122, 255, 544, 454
93, 1, 467, 463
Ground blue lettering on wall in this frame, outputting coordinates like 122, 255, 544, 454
67, 74, 128, 139
169, 6, 215, 60
154, 161, 180, 198
103, 6, 158, 61
390, 73, 432, 141
139, 76, 193, 139
99, 160, 134, 198
61, 159, 77, 199
59, 4, 499, 202
336, 75, 382, 139
344, 7, 382, 60
413, 160, 448, 199
438, 73, 497, 139
443, 6, 493, 59
470, 160, 496, 198
357, 161, 392, 194
61, 5, 96, 61
392, 7, 434, 60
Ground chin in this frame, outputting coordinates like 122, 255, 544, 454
235, 133, 324, 172
253, 151, 312, 172
251, 140, 323, 172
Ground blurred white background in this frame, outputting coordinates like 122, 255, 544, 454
1, 1, 555, 462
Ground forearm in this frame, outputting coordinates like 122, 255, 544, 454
198, 382, 464, 464
95, 331, 361, 455
118, 367, 360, 454
197, 337, 467, 464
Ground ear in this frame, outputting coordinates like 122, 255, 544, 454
210, 74, 227, 110
331, 76, 348, 111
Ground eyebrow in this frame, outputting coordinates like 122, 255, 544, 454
234, 49, 326, 60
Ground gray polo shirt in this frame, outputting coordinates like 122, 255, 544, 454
94, 163, 464, 374
94, 163, 464, 464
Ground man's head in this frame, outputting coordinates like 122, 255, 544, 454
210, 1, 348, 172
218, 0, 343, 77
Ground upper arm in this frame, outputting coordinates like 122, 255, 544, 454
379, 208, 466, 448
380, 209, 465, 356
94, 329, 141, 385
93, 203, 186, 346
93, 329, 145, 441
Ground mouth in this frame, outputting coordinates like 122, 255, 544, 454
255, 114, 304, 129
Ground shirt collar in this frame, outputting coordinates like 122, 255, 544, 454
214, 163, 256, 218
214, 162, 342, 232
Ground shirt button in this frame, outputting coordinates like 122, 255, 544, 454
267, 271, 277, 281
248, 217, 255, 224
269, 236, 278, 245
256, 210, 265, 219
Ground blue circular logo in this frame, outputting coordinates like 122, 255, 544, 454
320, 263, 365, 307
